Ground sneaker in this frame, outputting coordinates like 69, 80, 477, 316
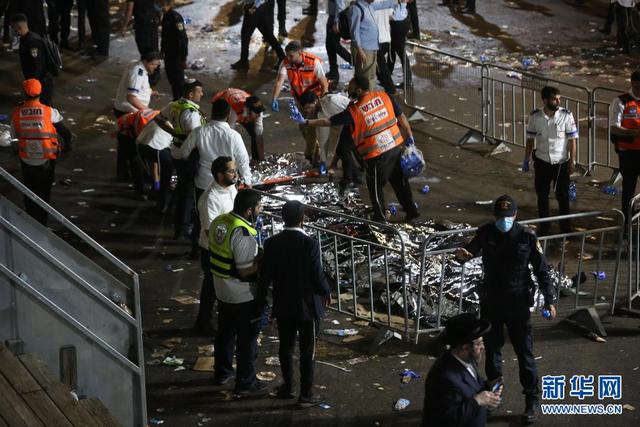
213, 374, 234, 386
298, 393, 322, 408
231, 60, 249, 70
235, 380, 270, 396
275, 384, 295, 399
522, 395, 540, 424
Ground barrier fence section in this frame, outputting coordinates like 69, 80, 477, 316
413, 210, 624, 344
614, 194, 640, 315
404, 42, 627, 174
252, 190, 413, 340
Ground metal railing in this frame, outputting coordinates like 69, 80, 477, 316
252, 189, 413, 340
413, 210, 625, 343
591, 86, 625, 172
613, 194, 640, 314
0, 166, 147, 427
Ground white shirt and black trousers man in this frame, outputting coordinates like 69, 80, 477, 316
526, 107, 578, 234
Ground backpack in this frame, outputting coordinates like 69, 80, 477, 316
338, 1, 365, 41
32, 33, 63, 76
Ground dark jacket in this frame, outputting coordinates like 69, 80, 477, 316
161, 8, 188, 59
422, 352, 488, 427
18, 31, 48, 80
257, 229, 330, 321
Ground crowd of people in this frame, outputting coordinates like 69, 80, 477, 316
4, 0, 640, 424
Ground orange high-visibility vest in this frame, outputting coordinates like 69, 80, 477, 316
284, 52, 323, 100
612, 93, 640, 151
11, 100, 59, 161
348, 91, 404, 160
212, 88, 251, 124
116, 109, 160, 138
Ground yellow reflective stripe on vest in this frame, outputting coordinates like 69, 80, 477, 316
209, 213, 257, 279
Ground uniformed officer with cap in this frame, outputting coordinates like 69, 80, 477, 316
160, 0, 188, 101
423, 313, 501, 427
455, 195, 557, 424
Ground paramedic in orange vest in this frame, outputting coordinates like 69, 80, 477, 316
10, 79, 63, 225
271, 41, 329, 164
610, 70, 640, 218
212, 88, 266, 163
300, 75, 419, 223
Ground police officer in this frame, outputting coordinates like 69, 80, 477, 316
272, 41, 328, 164
7, 0, 46, 37
610, 70, 640, 219
232, 0, 285, 70
10, 13, 54, 106
212, 88, 266, 163
84, 0, 110, 57
301, 75, 419, 223
160, 0, 188, 101
524, 86, 578, 235
10, 79, 64, 225
210, 189, 269, 396
122, 0, 161, 55
455, 195, 557, 424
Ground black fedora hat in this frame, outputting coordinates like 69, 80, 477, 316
439, 313, 491, 346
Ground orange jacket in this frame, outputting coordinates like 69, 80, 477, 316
284, 52, 323, 99
212, 88, 252, 124
12, 100, 59, 161
613, 93, 640, 151
116, 109, 160, 138
348, 91, 403, 160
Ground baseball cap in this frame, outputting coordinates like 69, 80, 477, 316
493, 194, 517, 217
23, 79, 42, 97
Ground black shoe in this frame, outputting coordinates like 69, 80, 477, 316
235, 380, 270, 396
405, 211, 420, 223
461, 7, 476, 14
302, 7, 317, 15
275, 384, 295, 399
213, 374, 234, 386
298, 393, 322, 408
231, 60, 250, 70
522, 395, 540, 424
326, 70, 339, 81
408, 31, 420, 40
279, 28, 288, 37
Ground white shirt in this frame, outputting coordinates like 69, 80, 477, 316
374, 0, 393, 44
610, 90, 640, 127
213, 218, 259, 304
526, 107, 578, 164
159, 101, 204, 159
451, 353, 478, 381
616, 0, 637, 7
229, 109, 264, 136
180, 120, 252, 189
197, 181, 237, 249
11, 107, 63, 166
136, 121, 172, 150
114, 62, 151, 113
317, 93, 351, 162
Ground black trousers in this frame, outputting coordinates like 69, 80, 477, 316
85, 0, 109, 55
0, 0, 9, 43
267, 0, 286, 33
389, 19, 411, 78
21, 160, 55, 226
192, 186, 205, 255
57, 0, 73, 46
134, 18, 159, 55
39, 75, 54, 107
334, 128, 361, 187
619, 150, 640, 219
240, 121, 264, 161
407, 0, 420, 35
138, 144, 173, 210
533, 155, 570, 233
465, 0, 476, 12
173, 153, 197, 237
113, 109, 144, 194
277, 318, 317, 398
615, 3, 631, 53
603, 1, 615, 33
376, 42, 395, 92
164, 55, 185, 101
365, 145, 417, 221
196, 248, 216, 328
77, 0, 86, 46
325, 15, 351, 74
482, 295, 539, 397
240, 2, 285, 62
46, 0, 59, 44
214, 300, 260, 388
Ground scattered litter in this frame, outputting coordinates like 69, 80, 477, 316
331, 319, 340, 325
346, 356, 369, 365
400, 369, 420, 383
352, 320, 370, 327
324, 328, 359, 336
580, 253, 594, 261
149, 419, 164, 425
398, 352, 410, 358
198, 345, 215, 356
219, 390, 235, 401
534, 356, 543, 360
623, 404, 635, 411
193, 356, 214, 372
190, 58, 206, 70
76, 95, 91, 100
73, 168, 84, 172
257, 371, 277, 381
171, 295, 199, 304
592, 271, 606, 281
342, 335, 365, 343
394, 398, 410, 411
506, 71, 522, 80
146, 359, 162, 366
317, 361, 352, 372
156, 408, 165, 413
475, 200, 493, 205
174, 366, 186, 371
588, 332, 606, 343
318, 403, 331, 409
151, 349, 170, 358
265, 356, 280, 366
162, 356, 184, 367
171, 268, 185, 273
162, 319, 173, 324
160, 337, 182, 348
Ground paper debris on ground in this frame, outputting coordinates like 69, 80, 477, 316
257, 371, 277, 381
161, 337, 182, 348
342, 335, 365, 343
265, 356, 280, 366
170, 295, 200, 305
198, 345, 215, 356
192, 356, 214, 372
346, 356, 369, 365
162, 356, 184, 367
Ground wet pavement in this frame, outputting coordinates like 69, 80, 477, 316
1, 1, 640, 426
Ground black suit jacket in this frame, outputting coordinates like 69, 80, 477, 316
422, 352, 488, 427
257, 229, 330, 321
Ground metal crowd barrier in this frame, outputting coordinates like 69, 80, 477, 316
251, 189, 413, 340
0, 167, 147, 427
413, 210, 624, 344
403, 42, 627, 174
613, 194, 640, 315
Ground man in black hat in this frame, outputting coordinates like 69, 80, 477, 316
256, 200, 331, 408
423, 313, 501, 427
455, 195, 556, 424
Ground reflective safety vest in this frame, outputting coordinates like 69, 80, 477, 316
11, 100, 59, 161
209, 213, 257, 279
347, 91, 403, 160
168, 99, 205, 143
116, 109, 159, 138
212, 88, 252, 124
284, 52, 323, 100
612, 93, 640, 151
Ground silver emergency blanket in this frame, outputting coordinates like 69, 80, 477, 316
256, 155, 574, 328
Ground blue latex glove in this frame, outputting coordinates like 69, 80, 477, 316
522, 159, 529, 172
271, 99, 280, 112
405, 135, 415, 146
152, 181, 160, 191
290, 110, 306, 125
